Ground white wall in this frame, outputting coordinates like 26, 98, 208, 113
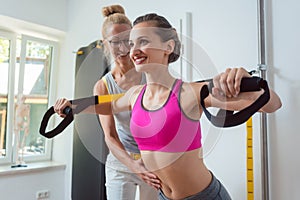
0, 0, 299, 199
268, 0, 300, 199
0, 0, 68, 31
0, 166, 65, 200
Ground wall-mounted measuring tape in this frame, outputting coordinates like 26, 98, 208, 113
246, 117, 254, 200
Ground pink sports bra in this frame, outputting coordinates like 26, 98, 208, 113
130, 79, 202, 152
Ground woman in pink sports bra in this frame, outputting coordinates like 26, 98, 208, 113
54, 13, 281, 200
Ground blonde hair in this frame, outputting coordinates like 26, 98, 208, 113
101, 5, 131, 39
101, 5, 131, 61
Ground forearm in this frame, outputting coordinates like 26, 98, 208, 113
208, 89, 281, 113
98, 114, 136, 170
104, 134, 137, 170
105, 131, 161, 188
223, 89, 282, 113
207, 90, 263, 111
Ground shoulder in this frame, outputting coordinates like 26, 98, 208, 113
180, 81, 212, 108
112, 85, 144, 112
181, 81, 207, 96
125, 85, 144, 106
93, 78, 109, 95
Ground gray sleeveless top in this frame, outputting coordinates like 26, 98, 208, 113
103, 71, 146, 153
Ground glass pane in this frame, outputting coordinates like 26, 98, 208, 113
18, 100, 48, 156
20, 40, 53, 156
0, 36, 10, 157
23, 40, 52, 95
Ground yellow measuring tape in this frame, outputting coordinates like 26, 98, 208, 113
246, 117, 254, 200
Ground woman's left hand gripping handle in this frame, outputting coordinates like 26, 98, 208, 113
54, 98, 73, 118
39, 98, 75, 138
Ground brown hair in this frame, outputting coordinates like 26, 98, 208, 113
133, 13, 181, 63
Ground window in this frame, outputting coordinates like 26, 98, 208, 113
0, 31, 58, 165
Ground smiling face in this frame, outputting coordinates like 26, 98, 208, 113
129, 22, 171, 72
104, 23, 132, 66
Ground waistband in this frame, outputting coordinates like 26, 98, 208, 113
158, 172, 231, 200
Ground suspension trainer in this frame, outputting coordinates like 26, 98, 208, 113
40, 76, 270, 138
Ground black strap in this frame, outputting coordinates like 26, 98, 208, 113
39, 96, 98, 138
39, 106, 74, 138
200, 77, 270, 127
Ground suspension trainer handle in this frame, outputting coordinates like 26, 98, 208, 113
39, 94, 123, 138
39, 96, 98, 138
200, 76, 270, 127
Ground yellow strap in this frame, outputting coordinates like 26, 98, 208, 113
97, 93, 124, 103
246, 117, 254, 200
98, 77, 124, 103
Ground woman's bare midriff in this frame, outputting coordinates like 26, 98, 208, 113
141, 148, 212, 200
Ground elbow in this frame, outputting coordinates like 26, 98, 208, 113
264, 100, 282, 113
275, 99, 282, 111
262, 92, 282, 113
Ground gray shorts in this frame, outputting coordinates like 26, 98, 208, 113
158, 173, 232, 200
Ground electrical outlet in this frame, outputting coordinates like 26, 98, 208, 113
36, 190, 50, 200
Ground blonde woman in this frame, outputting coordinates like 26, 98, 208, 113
95, 6, 158, 200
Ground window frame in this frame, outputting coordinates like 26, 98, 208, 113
0, 31, 59, 164
0, 30, 16, 164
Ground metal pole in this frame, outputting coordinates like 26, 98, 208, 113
257, 0, 269, 199
186, 12, 193, 81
